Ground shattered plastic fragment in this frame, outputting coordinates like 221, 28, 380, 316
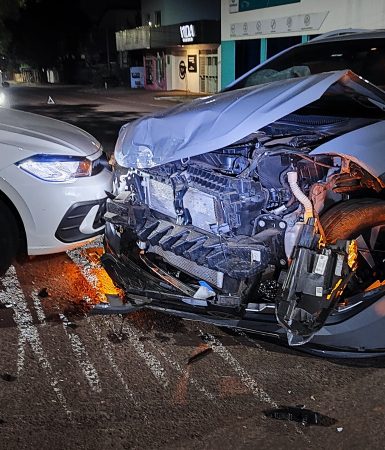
38, 287, 50, 298
187, 347, 213, 365
1, 373, 17, 382
264, 406, 337, 427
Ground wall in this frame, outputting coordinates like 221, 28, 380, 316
222, 0, 385, 41
221, 0, 385, 88
142, 0, 220, 26
168, 52, 200, 92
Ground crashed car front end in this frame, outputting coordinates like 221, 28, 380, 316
102, 70, 385, 357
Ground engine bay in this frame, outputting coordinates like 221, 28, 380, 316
104, 112, 385, 345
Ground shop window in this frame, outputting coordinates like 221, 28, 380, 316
235, 39, 261, 78
266, 36, 302, 59
199, 50, 218, 94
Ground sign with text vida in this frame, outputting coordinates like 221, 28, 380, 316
180, 24, 196, 43
230, 0, 300, 13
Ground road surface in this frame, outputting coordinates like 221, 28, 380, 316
1, 84, 385, 450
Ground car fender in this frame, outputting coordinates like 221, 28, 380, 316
310, 120, 385, 181
0, 177, 35, 243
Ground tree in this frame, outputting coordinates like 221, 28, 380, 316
0, 0, 24, 53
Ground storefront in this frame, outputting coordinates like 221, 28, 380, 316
116, 20, 220, 93
221, 0, 385, 89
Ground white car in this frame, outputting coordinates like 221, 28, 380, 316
0, 107, 112, 274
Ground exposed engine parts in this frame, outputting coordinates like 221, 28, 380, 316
104, 121, 385, 345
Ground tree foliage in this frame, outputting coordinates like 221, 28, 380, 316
6, 0, 91, 67
0, 0, 25, 53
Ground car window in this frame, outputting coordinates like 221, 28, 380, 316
229, 38, 385, 90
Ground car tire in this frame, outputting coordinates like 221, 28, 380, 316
0, 199, 19, 275
321, 198, 385, 242
321, 198, 385, 292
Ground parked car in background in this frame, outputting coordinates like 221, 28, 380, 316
0, 107, 112, 274
102, 30, 385, 357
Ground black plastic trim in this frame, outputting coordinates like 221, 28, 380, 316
55, 198, 106, 243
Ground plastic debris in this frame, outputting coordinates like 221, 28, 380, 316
187, 347, 213, 365
200, 333, 215, 344
264, 406, 337, 427
337, 427, 344, 432
59, 314, 77, 329
38, 287, 50, 298
1, 373, 17, 382
193, 281, 215, 300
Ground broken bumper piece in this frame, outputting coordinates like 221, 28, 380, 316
99, 243, 385, 358
275, 218, 357, 345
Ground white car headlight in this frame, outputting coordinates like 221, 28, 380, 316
17, 155, 93, 182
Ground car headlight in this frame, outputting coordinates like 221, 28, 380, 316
17, 155, 93, 182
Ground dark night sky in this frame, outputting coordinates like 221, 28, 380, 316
5, 0, 141, 68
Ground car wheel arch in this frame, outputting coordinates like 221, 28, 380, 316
0, 188, 27, 256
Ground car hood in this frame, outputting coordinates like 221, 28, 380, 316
0, 108, 101, 156
115, 70, 385, 168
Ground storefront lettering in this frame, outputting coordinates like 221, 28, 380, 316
180, 24, 196, 43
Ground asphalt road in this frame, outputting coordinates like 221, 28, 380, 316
1, 84, 385, 450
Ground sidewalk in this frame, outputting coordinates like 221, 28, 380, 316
10, 81, 205, 102
85, 87, 205, 103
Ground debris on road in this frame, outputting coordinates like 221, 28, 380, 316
187, 346, 213, 365
1, 373, 17, 382
0, 302, 11, 309
264, 406, 337, 427
337, 427, 344, 432
38, 287, 50, 298
59, 313, 78, 329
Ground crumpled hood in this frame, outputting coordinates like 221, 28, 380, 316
0, 108, 101, 156
115, 70, 378, 169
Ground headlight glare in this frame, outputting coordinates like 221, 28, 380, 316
17, 155, 92, 182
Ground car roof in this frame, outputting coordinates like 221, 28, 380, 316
308, 29, 385, 44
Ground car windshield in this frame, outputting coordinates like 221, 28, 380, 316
229, 37, 385, 90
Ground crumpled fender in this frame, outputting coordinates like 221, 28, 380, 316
310, 120, 385, 181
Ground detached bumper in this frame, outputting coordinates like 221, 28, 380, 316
103, 217, 385, 358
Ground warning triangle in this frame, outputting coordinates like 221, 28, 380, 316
47, 96, 55, 104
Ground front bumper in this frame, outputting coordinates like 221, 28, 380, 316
102, 222, 385, 357
0, 163, 112, 254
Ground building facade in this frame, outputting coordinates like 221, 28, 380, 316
221, 0, 385, 89
116, 0, 221, 93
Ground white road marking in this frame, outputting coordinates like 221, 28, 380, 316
61, 321, 102, 393
206, 333, 309, 441
152, 343, 215, 400
89, 317, 137, 404
0, 266, 72, 417
68, 247, 170, 391
31, 289, 47, 325
206, 333, 278, 408
66, 246, 100, 290
116, 319, 170, 389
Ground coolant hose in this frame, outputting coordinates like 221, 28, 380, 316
287, 171, 313, 221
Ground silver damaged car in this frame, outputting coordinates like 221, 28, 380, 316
102, 31, 385, 357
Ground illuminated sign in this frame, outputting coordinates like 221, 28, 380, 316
180, 24, 196, 43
